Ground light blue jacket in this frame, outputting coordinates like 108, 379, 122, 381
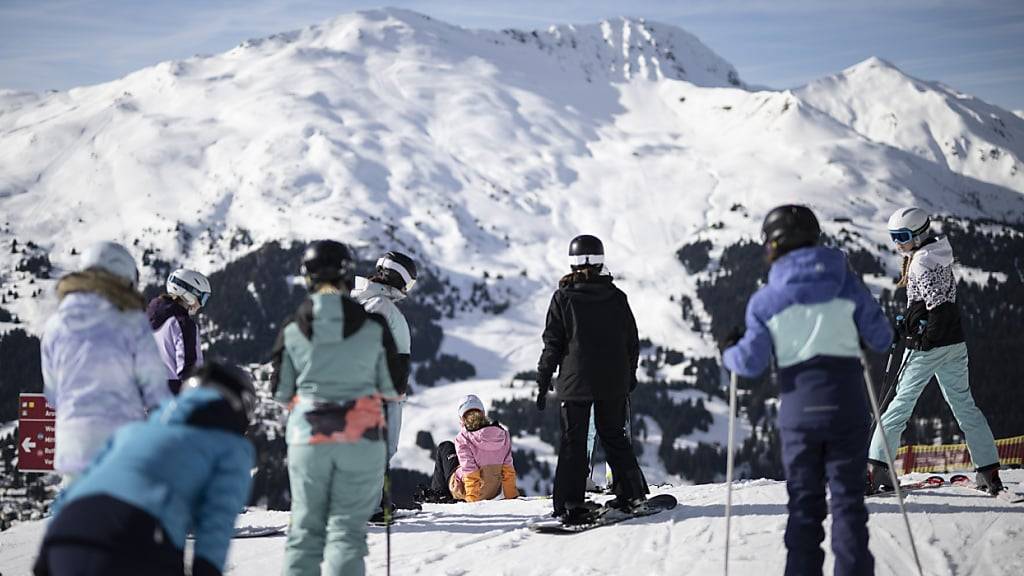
723, 247, 892, 428
53, 387, 254, 571
41, 292, 171, 474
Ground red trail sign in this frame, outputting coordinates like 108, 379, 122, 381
18, 393, 56, 473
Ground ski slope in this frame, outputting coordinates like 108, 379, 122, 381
1, 470, 1021, 575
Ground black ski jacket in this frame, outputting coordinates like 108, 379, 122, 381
537, 275, 640, 402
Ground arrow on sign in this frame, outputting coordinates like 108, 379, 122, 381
22, 437, 37, 453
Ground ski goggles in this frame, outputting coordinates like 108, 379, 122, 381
169, 276, 211, 307
888, 228, 916, 245
376, 257, 416, 292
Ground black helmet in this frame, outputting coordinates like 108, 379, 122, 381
568, 235, 604, 269
181, 362, 257, 435
301, 240, 353, 287
761, 205, 820, 257
375, 250, 418, 292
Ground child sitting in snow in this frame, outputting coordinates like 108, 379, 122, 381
428, 395, 519, 502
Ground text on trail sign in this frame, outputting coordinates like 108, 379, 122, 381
18, 393, 56, 473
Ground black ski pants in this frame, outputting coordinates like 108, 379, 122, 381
553, 397, 646, 514
430, 440, 460, 497
33, 495, 187, 576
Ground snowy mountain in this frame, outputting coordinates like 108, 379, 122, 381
797, 57, 1024, 195
2, 471, 1023, 575
2, 7, 1024, 510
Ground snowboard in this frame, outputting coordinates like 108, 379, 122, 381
527, 494, 678, 534
949, 474, 1024, 504
866, 475, 944, 498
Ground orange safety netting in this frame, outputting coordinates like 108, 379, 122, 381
893, 434, 1024, 474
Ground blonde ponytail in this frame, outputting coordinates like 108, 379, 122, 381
896, 255, 912, 288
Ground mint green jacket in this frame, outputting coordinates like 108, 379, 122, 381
271, 292, 399, 445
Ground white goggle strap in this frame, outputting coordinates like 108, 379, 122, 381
376, 257, 416, 291
568, 254, 604, 267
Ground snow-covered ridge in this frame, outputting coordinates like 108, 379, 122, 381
797, 56, 1024, 193
500, 17, 742, 86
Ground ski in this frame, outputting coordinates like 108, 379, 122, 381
865, 475, 944, 498
527, 493, 677, 534
232, 525, 288, 538
949, 474, 1024, 504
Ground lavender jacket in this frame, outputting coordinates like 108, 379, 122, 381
147, 296, 204, 391
41, 292, 171, 474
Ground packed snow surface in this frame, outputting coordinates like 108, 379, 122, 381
1, 471, 1022, 575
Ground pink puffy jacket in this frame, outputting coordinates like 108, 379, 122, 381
450, 423, 518, 502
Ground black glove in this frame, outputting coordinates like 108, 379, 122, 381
718, 326, 745, 355
903, 319, 929, 350
536, 376, 553, 411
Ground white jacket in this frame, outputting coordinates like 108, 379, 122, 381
351, 277, 411, 354
41, 292, 171, 474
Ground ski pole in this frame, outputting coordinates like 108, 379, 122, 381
873, 349, 912, 428
860, 351, 923, 576
724, 371, 738, 576
383, 400, 392, 576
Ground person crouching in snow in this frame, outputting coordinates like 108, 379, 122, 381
868, 208, 1003, 495
148, 268, 212, 394
41, 241, 171, 486
429, 395, 518, 502
350, 251, 415, 522
720, 205, 892, 576
271, 240, 400, 576
33, 362, 256, 576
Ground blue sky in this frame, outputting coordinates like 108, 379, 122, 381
1, 0, 1022, 111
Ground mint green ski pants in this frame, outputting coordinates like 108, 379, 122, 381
868, 342, 999, 469
283, 440, 386, 576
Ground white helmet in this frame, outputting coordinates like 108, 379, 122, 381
887, 207, 931, 247
457, 394, 485, 421
80, 241, 139, 287
167, 269, 212, 309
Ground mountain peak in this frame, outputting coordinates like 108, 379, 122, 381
507, 16, 742, 87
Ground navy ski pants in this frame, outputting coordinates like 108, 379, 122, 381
781, 424, 874, 576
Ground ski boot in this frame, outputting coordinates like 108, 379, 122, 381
369, 503, 395, 525
556, 501, 601, 523
865, 459, 894, 495
976, 464, 1004, 495
413, 484, 456, 504
562, 502, 602, 526
607, 495, 648, 514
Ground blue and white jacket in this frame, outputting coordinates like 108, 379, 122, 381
723, 246, 892, 428
51, 387, 254, 572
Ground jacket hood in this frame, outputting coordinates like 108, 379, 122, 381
912, 236, 954, 269
54, 292, 123, 332
156, 387, 247, 434
147, 295, 189, 329
351, 276, 406, 303
57, 269, 145, 311
768, 246, 849, 305
461, 422, 511, 450
558, 275, 619, 303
